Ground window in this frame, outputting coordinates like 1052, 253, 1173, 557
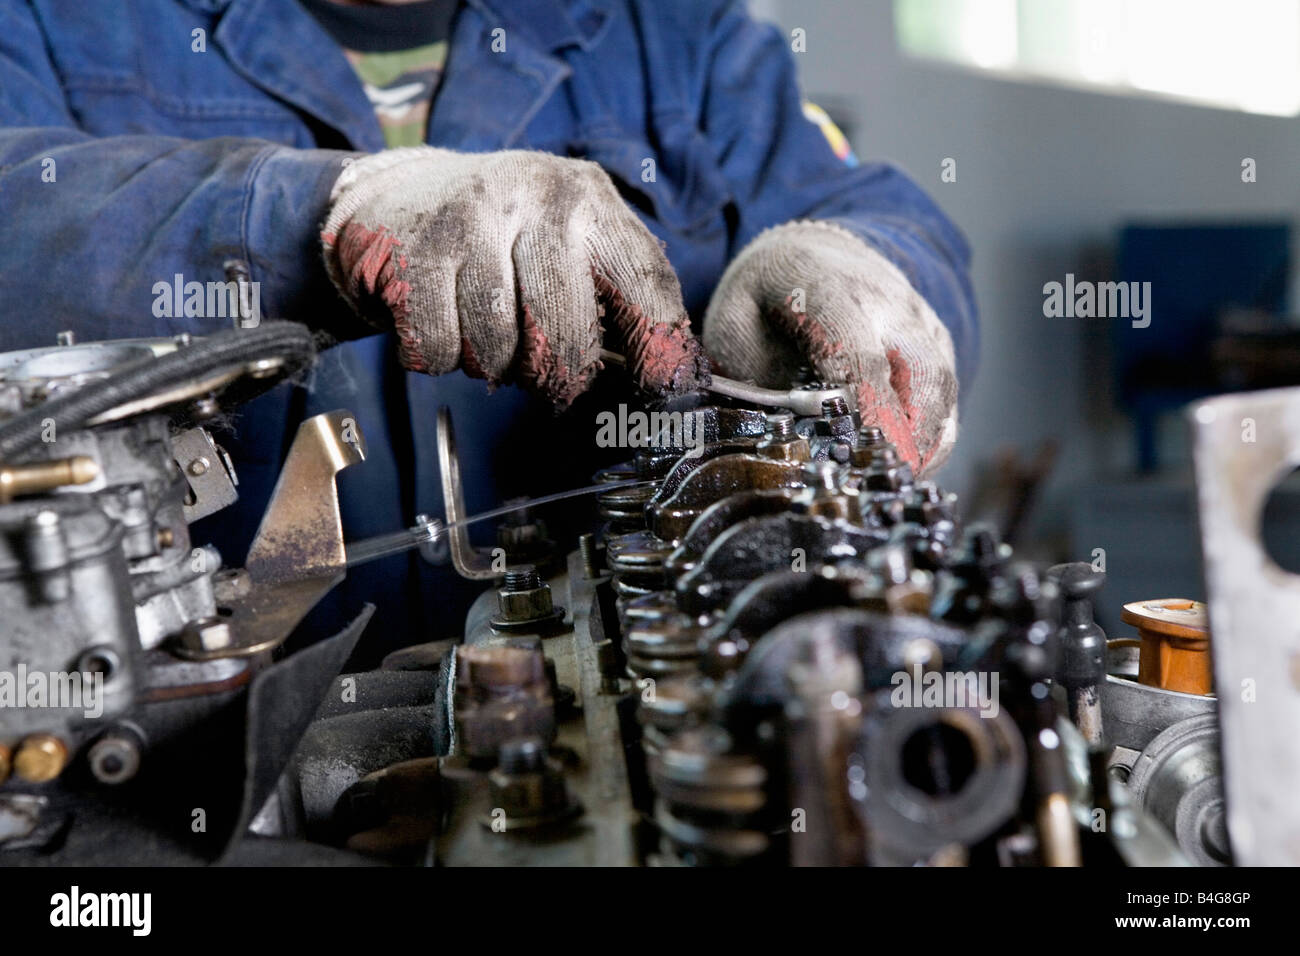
895, 0, 1300, 116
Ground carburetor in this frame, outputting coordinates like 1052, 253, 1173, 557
0, 324, 376, 862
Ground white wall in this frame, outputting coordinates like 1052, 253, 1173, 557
768, 0, 1300, 537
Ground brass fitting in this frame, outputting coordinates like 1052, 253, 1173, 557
13, 734, 68, 783
0, 456, 99, 503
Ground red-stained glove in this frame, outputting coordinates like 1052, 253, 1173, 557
702, 221, 959, 475
321, 147, 708, 406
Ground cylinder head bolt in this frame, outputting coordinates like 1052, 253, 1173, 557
491, 565, 567, 634
814, 397, 860, 460
454, 645, 556, 761
482, 735, 581, 830
756, 412, 810, 463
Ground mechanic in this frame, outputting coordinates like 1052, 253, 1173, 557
0, 0, 976, 653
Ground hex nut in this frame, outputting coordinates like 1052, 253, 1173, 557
179, 617, 234, 652
497, 585, 554, 622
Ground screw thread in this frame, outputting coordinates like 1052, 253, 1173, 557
822, 397, 850, 418
504, 566, 542, 591
768, 413, 797, 439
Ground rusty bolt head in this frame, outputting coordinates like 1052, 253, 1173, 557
499, 736, 547, 774
862, 446, 914, 492
456, 645, 546, 691
802, 460, 840, 491
455, 648, 555, 761
821, 397, 850, 418
14, 734, 68, 783
485, 736, 577, 827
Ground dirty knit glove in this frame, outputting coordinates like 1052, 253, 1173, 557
703, 221, 958, 475
321, 147, 708, 406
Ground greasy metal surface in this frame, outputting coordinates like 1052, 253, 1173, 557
1189, 387, 1300, 865
1126, 712, 1228, 866
650, 454, 804, 542
862, 702, 1026, 862
0, 337, 175, 414
599, 348, 854, 416
0, 333, 287, 424
246, 410, 365, 582
435, 551, 638, 865
676, 512, 889, 615
191, 410, 365, 660
171, 427, 238, 522
665, 490, 797, 572
1102, 675, 1215, 753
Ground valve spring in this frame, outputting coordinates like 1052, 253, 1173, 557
650, 732, 773, 865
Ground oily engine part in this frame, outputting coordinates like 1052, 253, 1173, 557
1, 328, 1282, 868
0, 325, 381, 864
295, 393, 1189, 869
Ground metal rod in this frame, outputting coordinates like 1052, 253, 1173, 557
599, 348, 855, 417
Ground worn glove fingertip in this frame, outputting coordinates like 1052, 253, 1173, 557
632, 319, 712, 397
854, 380, 923, 473
513, 302, 601, 409
592, 272, 709, 397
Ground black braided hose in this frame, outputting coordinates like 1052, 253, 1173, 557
0, 321, 317, 463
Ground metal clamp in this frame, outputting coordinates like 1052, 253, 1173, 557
437, 406, 500, 580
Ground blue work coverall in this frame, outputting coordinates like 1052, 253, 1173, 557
0, 0, 977, 652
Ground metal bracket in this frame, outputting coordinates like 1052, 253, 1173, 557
437, 406, 500, 580
177, 409, 366, 660
246, 410, 366, 582
172, 426, 238, 522
1190, 387, 1300, 864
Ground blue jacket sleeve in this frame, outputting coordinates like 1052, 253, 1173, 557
699, 2, 979, 389
0, 2, 356, 349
